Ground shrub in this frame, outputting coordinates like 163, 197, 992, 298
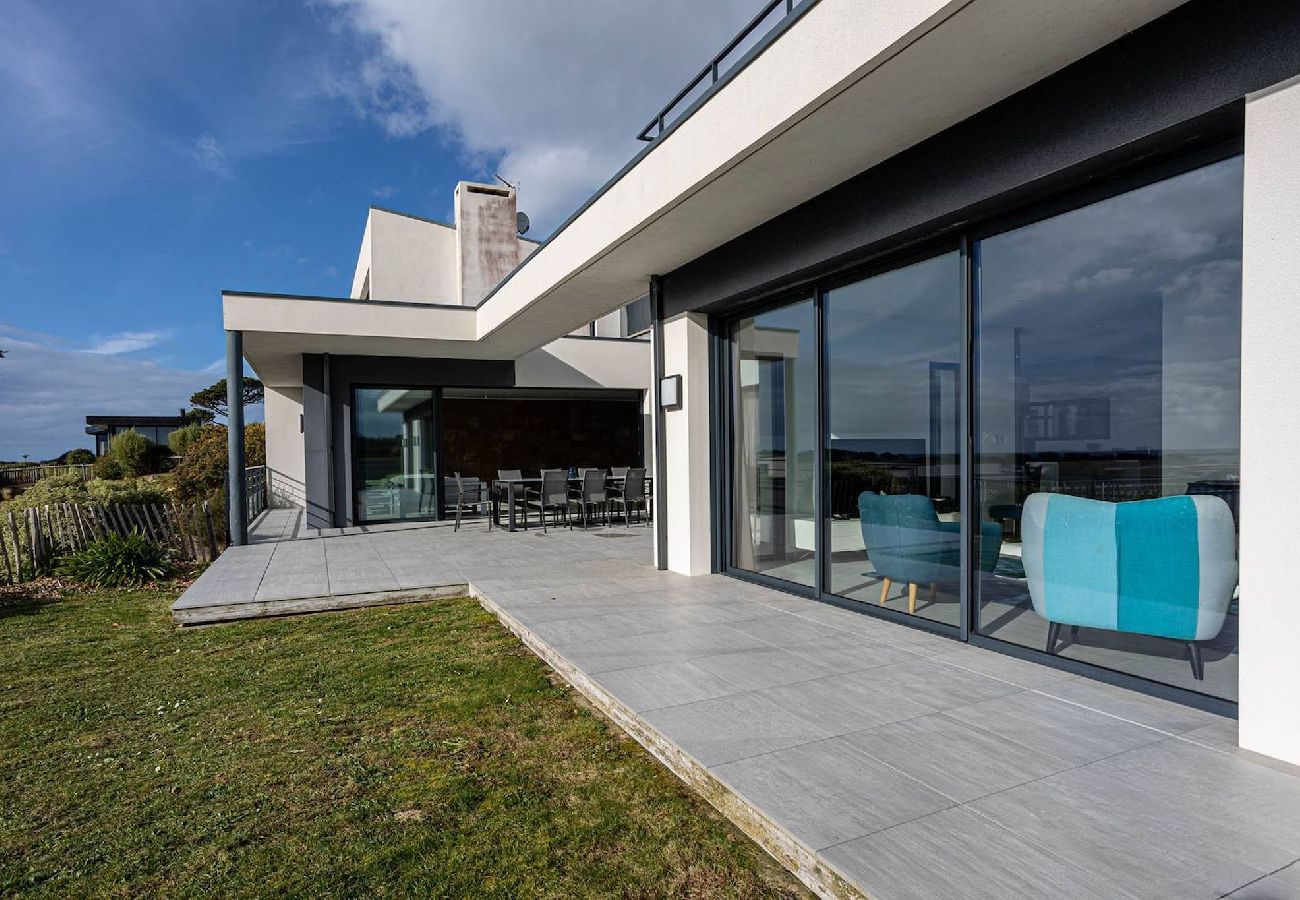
172, 423, 265, 502
168, 423, 206, 457
93, 455, 125, 481
108, 430, 155, 478
57, 532, 172, 587
13, 473, 90, 508
87, 479, 170, 506
63, 448, 95, 465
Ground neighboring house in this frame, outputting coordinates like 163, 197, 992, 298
223, 0, 1300, 768
228, 181, 651, 522
84, 415, 187, 457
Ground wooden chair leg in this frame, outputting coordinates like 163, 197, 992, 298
879, 577, 892, 604
908, 583, 918, 615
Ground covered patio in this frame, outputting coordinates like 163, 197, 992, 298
171, 512, 1300, 899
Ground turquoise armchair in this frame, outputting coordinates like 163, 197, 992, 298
1020, 492, 1237, 680
858, 493, 1002, 613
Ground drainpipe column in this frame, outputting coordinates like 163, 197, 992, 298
226, 329, 248, 547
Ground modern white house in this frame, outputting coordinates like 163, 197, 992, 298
226, 182, 652, 528
223, 0, 1300, 769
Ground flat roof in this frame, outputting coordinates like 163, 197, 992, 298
85, 415, 188, 426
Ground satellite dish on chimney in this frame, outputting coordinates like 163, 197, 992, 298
516, 211, 531, 235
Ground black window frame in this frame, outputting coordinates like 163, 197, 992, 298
348, 383, 445, 526
714, 136, 1244, 717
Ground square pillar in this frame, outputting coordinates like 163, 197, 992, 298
658, 312, 713, 576
1239, 74, 1300, 766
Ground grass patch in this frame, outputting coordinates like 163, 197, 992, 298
0, 585, 809, 898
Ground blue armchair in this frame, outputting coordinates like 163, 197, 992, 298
858, 493, 1002, 614
1020, 493, 1237, 680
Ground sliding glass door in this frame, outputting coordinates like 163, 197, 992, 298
722, 149, 1243, 703
730, 298, 817, 587
352, 387, 439, 523
973, 155, 1243, 701
824, 251, 964, 626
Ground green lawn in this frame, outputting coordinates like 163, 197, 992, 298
0, 583, 809, 898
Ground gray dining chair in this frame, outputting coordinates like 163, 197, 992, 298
447, 473, 491, 532
570, 470, 608, 529
495, 469, 525, 526
608, 467, 647, 526
610, 466, 629, 477
525, 470, 570, 533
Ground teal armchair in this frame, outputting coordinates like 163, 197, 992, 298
1020, 492, 1237, 680
858, 493, 1002, 613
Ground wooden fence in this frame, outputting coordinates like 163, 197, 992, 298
1, 501, 221, 585
0, 464, 94, 488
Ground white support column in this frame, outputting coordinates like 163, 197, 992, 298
659, 312, 713, 576
1240, 75, 1300, 767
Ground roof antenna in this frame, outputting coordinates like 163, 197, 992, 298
493, 173, 517, 191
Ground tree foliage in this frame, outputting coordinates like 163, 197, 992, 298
63, 449, 95, 465
188, 377, 263, 422
167, 423, 206, 457
106, 430, 157, 478
172, 423, 265, 502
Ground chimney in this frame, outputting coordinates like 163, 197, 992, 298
454, 181, 522, 306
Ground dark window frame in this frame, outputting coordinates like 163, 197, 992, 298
348, 384, 444, 526
714, 138, 1244, 717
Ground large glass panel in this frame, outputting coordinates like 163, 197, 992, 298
730, 298, 817, 586
352, 387, 438, 523
975, 156, 1243, 699
825, 252, 965, 626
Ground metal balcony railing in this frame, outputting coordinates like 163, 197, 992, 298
636, 0, 805, 142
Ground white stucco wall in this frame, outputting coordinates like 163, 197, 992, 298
367, 209, 459, 304
350, 215, 372, 299
264, 385, 305, 509
659, 313, 713, 576
1239, 75, 1300, 767
515, 336, 650, 390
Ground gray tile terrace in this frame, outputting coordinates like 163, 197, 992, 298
173, 510, 1300, 899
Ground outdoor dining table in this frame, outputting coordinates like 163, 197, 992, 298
491, 475, 651, 532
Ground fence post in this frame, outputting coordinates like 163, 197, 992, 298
202, 500, 218, 560
7, 510, 23, 580
0, 522, 12, 584
26, 508, 43, 574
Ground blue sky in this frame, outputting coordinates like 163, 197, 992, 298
0, 0, 758, 460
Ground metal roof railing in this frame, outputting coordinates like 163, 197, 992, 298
637, 0, 802, 142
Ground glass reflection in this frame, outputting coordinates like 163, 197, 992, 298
731, 299, 817, 586
824, 252, 967, 624
353, 388, 438, 523
975, 156, 1242, 699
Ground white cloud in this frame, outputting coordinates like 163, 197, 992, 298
0, 324, 216, 460
192, 133, 233, 178
327, 0, 761, 229
84, 330, 173, 356
202, 357, 227, 375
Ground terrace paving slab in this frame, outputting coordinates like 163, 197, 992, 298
171, 509, 1300, 900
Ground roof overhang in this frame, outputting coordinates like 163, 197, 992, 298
226, 0, 1186, 385
471, 0, 1187, 345
223, 292, 483, 387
